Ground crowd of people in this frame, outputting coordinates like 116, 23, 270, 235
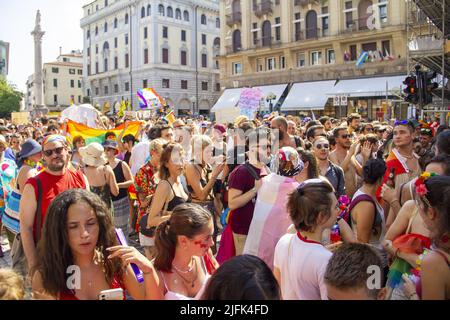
0, 112, 449, 300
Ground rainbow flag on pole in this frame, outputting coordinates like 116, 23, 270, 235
164, 110, 176, 125
137, 88, 165, 109
66, 120, 141, 145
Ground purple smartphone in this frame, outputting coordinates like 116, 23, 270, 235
115, 228, 144, 283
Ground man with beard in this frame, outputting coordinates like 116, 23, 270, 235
19, 135, 89, 271
347, 114, 361, 140
330, 127, 358, 197
419, 127, 433, 150
228, 127, 271, 255
271, 116, 302, 148
312, 136, 345, 197
319, 116, 333, 132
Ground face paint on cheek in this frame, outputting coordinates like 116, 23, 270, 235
194, 240, 209, 249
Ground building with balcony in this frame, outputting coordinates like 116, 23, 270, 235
215, 0, 409, 120
80, 0, 221, 116
26, 51, 84, 111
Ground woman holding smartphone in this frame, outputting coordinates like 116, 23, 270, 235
110, 203, 219, 300
31, 189, 147, 300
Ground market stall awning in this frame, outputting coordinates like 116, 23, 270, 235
282, 80, 336, 111
253, 84, 288, 110
327, 75, 406, 98
211, 88, 243, 112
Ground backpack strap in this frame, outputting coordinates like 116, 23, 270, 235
345, 194, 376, 229
35, 177, 43, 243
243, 162, 261, 181
294, 136, 302, 148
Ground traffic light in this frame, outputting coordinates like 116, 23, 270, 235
403, 75, 419, 104
421, 71, 439, 105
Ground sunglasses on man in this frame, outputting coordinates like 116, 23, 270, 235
43, 147, 64, 157
315, 143, 330, 150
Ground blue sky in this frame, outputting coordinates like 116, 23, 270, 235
0, 0, 87, 92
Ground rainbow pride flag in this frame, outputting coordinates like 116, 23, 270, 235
66, 120, 141, 145
164, 110, 176, 125
137, 88, 165, 109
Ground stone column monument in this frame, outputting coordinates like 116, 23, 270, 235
31, 10, 47, 116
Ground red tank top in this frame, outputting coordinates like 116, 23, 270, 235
26, 169, 86, 242
59, 274, 125, 300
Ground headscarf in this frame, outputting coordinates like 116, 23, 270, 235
271, 147, 304, 177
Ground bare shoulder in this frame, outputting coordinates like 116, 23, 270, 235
424, 250, 450, 271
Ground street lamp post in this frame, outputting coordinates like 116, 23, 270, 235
266, 92, 277, 113
190, 95, 197, 116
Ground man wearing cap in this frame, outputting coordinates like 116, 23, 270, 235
19, 135, 90, 271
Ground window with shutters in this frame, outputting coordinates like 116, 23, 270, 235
202, 54, 207, 68
181, 51, 187, 65
162, 48, 169, 63
144, 49, 149, 64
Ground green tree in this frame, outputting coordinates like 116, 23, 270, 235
0, 79, 24, 119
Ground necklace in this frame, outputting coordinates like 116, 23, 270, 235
397, 151, 414, 160
172, 259, 198, 288
172, 257, 194, 274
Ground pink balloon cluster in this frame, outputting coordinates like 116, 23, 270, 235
238, 87, 263, 110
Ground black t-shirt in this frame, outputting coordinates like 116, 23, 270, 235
124, 151, 131, 166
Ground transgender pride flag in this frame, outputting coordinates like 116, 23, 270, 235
243, 173, 299, 270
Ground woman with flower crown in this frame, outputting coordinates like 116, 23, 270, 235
397, 174, 450, 300
382, 156, 450, 300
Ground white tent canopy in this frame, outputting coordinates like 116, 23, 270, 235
211, 88, 243, 112
282, 80, 336, 111
327, 75, 406, 98
212, 84, 288, 112
253, 84, 288, 110
60, 104, 101, 128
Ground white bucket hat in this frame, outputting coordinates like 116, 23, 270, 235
79, 142, 107, 167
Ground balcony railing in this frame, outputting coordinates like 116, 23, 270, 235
254, 1, 273, 18
226, 12, 242, 26
294, 0, 320, 6
251, 36, 277, 49
294, 31, 305, 41
225, 45, 242, 54
305, 27, 322, 40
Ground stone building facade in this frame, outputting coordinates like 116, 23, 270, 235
216, 0, 409, 119
81, 0, 221, 116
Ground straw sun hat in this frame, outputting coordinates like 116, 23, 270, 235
79, 142, 107, 167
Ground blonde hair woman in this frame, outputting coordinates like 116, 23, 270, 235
185, 135, 224, 250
